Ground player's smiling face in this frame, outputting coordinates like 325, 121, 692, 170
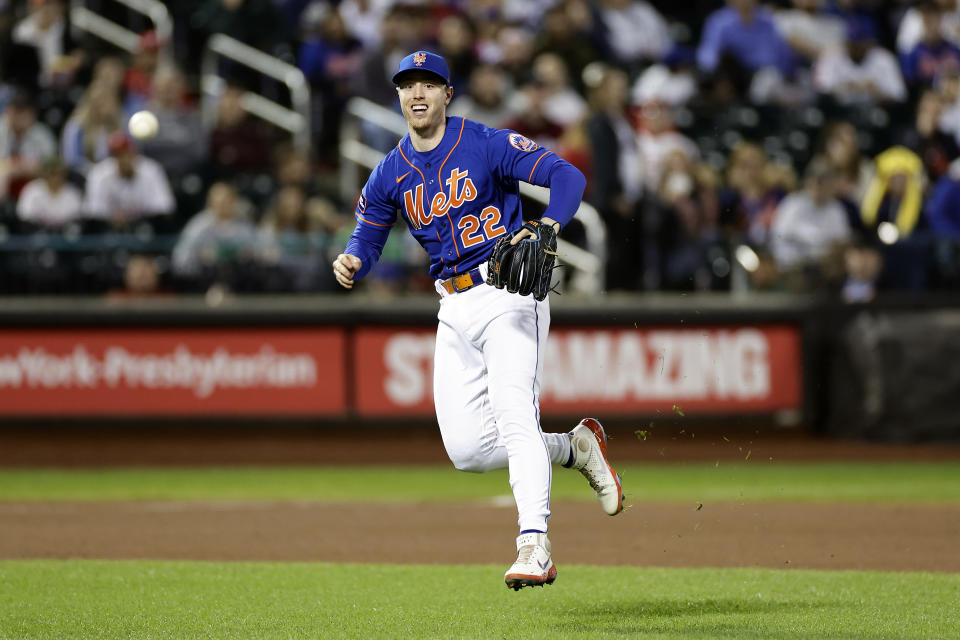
396, 72, 453, 132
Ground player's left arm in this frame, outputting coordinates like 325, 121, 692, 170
487, 130, 586, 244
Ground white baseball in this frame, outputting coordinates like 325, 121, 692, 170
128, 110, 159, 140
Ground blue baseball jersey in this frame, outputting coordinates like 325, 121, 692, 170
344, 116, 584, 281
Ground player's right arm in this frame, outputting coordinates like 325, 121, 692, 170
332, 253, 362, 289
332, 163, 398, 290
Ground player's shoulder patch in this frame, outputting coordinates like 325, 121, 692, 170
508, 132, 539, 152
357, 193, 366, 214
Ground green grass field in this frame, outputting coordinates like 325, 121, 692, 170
1, 462, 959, 503
2, 561, 958, 639
2, 462, 959, 639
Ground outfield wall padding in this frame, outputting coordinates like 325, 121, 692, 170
0, 293, 958, 438
826, 310, 960, 440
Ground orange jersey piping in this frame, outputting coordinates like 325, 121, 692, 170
529, 150, 551, 182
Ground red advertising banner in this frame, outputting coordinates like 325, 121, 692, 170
353, 326, 802, 416
0, 328, 346, 416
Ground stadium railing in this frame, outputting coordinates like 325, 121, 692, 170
69, 0, 173, 59
200, 34, 311, 153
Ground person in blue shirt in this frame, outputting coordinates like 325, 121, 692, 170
697, 0, 796, 79
331, 51, 624, 591
901, 1, 960, 88
925, 160, 960, 235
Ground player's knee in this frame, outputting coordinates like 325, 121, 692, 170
448, 451, 487, 473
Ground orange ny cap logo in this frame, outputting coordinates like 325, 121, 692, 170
413, 52, 427, 66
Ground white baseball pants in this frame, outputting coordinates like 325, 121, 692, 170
433, 279, 571, 533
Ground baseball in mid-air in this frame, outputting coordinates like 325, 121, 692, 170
128, 110, 158, 140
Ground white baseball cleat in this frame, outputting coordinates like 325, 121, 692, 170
504, 532, 557, 590
569, 418, 624, 515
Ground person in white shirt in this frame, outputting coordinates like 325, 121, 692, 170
524, 53, 587, 128
82, 132, 175, 226
771, 158, 851, 271
635, 99, 699, 192
631, 54, 698, 107
774, 0, 847, 61
11, 0, 83, 87
896, 0, 960, 54
336, 0, 391, 50
599, 0, 673, 66
16, 156, 82, 228
814, 20, 906, 104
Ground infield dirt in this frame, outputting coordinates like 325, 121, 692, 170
1, 500, 958, 573
3, 426, 959, 574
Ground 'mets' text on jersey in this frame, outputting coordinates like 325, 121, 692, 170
345, 117, 581, 280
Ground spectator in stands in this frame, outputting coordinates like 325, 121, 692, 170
813, 19, 907, 105
924, 157, 960, 235
859, 146, 926, 241
503, 80, 566, 152
897, 0, 960, 56
15, 156, 82, 229
60, 84, 123, 177
0, 91, 57, 201
435, 12, 477, 97
584, 65, 645, 291
774, 0, 847, 62
901, 89, 959, 180
631, 47, 699, 107
209, 82, 273, 178
635, 99, 699, 192
82, 132, 175, 228
338, 0, 392, 50
106, 254, 172, 301
815, 120, 875, 206
298, 4, 364, 162
770, 158, 852, 275
720, 141, 791, 247
257, 184, 332, 292
841, 240, 883, 302
136, 65, 208, 183
497, 26, 538, 88
555, 118, 592, 180
527, 53, 588, 129
122, 31, 163, 111
499, 0, 562, 28
935, 67, 960, 141
11, 0, 83, 88
532, 2, 603, 90
89, 56, 126, 97
697, 0, 796, 84
597, 0, 673, 70
449, 64, 513, 129
272, 145, 337, 205
171, 181, 258, 286
351, 5, 425, 110
655, 150, 721, 290
901, 1, 960, 89
0, 49, 15, 116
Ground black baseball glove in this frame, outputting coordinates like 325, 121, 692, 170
486, 219, 558, 301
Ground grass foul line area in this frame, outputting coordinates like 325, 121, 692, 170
0, 463, 958, 503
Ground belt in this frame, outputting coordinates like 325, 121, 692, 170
440, 266, 485, 295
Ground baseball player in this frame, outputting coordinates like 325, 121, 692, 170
332, 51, 624, 590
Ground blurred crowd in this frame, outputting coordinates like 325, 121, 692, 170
2, 0, 960, 299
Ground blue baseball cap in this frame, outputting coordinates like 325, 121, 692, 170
392, 51, 451, 86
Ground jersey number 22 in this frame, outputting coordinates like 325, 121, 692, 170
458, 206, 506, 248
